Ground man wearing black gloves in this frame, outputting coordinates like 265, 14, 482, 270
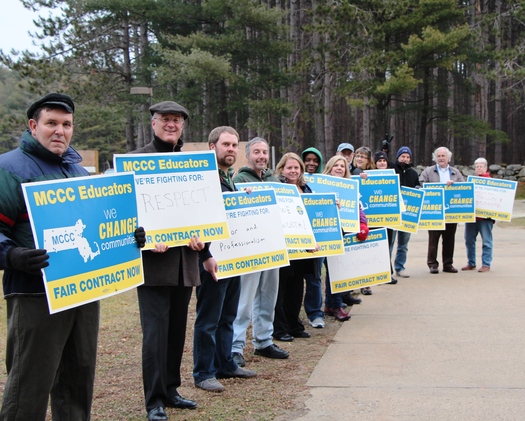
392, 146, 420, 278
0, 93, 148, 420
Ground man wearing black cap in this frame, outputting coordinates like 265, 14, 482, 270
130, 100, 204, 420
0, 93, 100, 420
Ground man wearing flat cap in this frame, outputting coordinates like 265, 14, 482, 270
130, 100, 206, 420
0, 93, 100, 420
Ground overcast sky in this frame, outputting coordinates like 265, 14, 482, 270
0, 1, 52, 54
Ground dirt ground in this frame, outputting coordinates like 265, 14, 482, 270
0, 285, 344, 420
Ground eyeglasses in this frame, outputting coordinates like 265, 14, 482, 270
155, 116, 184, 124
355, 154, 368, 159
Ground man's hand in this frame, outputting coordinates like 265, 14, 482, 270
7, 247, 49, 275
134, 227, 146, 248
356, 223, 369, 241
203, 257, 219, 282
188, 236, 204, 251
151, 243, 169, 253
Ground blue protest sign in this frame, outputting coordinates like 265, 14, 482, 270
22, 173, 143, 313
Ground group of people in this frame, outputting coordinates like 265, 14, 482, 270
0, 93, 495, 421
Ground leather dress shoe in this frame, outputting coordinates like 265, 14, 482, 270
166, 395, 197, 410
341, 293, 362, 305
478, 266, 490, 272
387, 277, 398, 284
462, 264, 476, 271
443, 266, 458, 273
429, 267, 439, 274
147, 407, 167, 421
254, 344, 289, 359
274, 333, 294, 342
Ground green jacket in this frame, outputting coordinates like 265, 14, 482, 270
233, 166, 280, 183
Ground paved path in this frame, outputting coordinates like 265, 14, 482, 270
294, 200, 525, 421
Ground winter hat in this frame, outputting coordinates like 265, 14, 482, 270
396, 146, 412, 160
373, 151, 388, 164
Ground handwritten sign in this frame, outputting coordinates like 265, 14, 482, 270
352, 174, 402, 228
304, 174, 360, 232
236, 182, 316, 250
419, 188, 445, 230
467, 176, 518, 221
423, 182, 475, 223
326, 228, 391, 293
210, 190, 289, 279
398, 187, 425, 233
114, 151, 229, 249
22, 173, 143, 313
288, 193, 344, 260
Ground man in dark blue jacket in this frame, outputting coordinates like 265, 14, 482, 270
0, 93, 99, 420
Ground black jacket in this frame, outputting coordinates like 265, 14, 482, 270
394, 161, 420, 188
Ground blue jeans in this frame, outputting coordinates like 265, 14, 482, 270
193, 267, 241, 384
324, 258, 343, 309
304, 257, 324, 321
232, 268, 279, 353
464, 219, 494, 267
392, 230, 412, 272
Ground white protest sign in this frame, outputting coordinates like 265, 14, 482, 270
114, 151, 229, 249
210, 190, 289, 279
326, 228, 391, 293
467, 176, 518, 221
236, 182, 316, 250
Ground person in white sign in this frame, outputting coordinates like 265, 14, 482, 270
462, 158, 494, 273
0, 93, 144, 420
419, 146, 465, 274
130, 101, 206, 421
231, 137, 289, 367
193, 127, 257, 393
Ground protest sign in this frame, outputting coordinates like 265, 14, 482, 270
114, 151, 229, 249
423, 182, 476, 223
236, 182, 316, 250
210, 190, 289, 279
304, 174, 360, 232
326, 228, 391, 293
22, 173, 143, 313
398, 187, 425, 233
467, 176, 518, 221
352, 174, 402, 228
288, 193, 344, 260
419, 188, 445, 230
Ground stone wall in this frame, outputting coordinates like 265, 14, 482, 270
414, 163, 525, 182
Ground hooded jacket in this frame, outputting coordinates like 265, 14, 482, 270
0, 131, 89, 296
301, 147, 323, 174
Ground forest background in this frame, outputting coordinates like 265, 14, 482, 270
1, 0, 525, 171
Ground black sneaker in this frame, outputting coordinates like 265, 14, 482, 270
254, 344, 289, 359
232, 352, 245, 367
